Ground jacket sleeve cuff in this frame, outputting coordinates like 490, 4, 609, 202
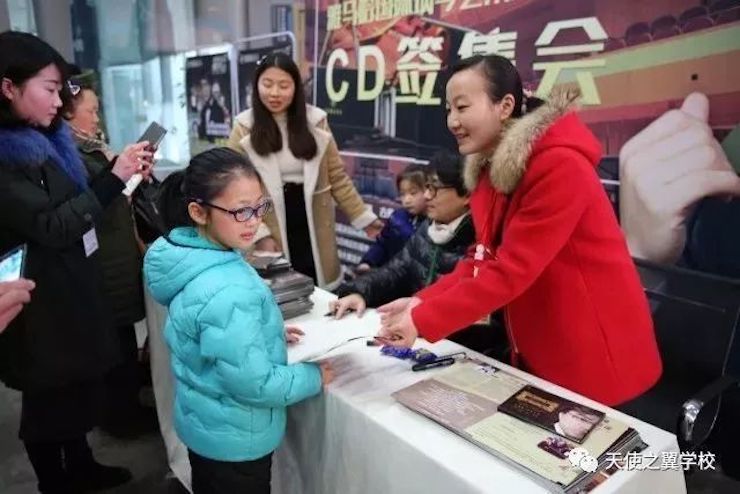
350, 206, 377, 230
412, 303, 451, 343
360, 245, 382, 266
90, 170, 125, 208
297, 362, 323, 399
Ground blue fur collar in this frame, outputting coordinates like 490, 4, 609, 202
0, 122, 88, 191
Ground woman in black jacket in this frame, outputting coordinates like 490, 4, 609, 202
0, 31, 151, 493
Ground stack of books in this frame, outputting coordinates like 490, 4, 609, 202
247, 253, 315, 320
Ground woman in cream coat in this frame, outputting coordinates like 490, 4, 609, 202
228, 53, 382, 289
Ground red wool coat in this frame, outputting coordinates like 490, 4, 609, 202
412, 90, 662, 406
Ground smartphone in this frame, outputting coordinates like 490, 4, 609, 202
0, 244, 27, 283
124, 122, 168, 197
138, 121, 167, 149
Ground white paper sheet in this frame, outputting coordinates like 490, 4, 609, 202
287, 310, 381, 363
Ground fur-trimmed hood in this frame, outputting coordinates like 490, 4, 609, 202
463, 88, 601, 194
0, 122, 88, 190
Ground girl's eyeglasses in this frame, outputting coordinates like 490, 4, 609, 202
196, 199, 272, 222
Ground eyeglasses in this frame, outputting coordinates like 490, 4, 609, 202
424, 182, 456, 199
196, 199, 272, 222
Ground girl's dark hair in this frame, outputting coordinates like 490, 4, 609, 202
250, 52, 317, 160
158, 147, 264, 232
396, 164, 428, 191
450, 55, 545, 118
0, 31, 73, 128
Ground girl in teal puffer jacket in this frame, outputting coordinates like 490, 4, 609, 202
144, 147, 331, 493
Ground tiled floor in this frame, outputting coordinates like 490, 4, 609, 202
0, 384, 186, 494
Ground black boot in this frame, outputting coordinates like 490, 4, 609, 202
23, 440, 73, 494
62, 436, 132, 492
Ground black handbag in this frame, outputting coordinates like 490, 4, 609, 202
131, 177, 165, 244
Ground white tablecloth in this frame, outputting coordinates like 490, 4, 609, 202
145, 288, 687, 494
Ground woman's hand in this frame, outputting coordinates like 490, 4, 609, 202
0, 279, 35, 333
328, 294, 367, 319
620, 93, 740, 264
139, 145, 157, 181
377, 297, 418, 320
376, 297, 422, 347
112, 142, 153, 182
254, 236, 280, 252
377, 301, 420, 348
364, 219, 384, 239
355, 263, 371, 274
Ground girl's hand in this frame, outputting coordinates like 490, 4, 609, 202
285, 325, 305, 345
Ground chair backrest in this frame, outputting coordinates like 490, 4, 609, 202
680, 5, 709, 24
618, 259, 740, 436
604, 37, 626, 52
651, 15, 678, 31
709, 0, 740, 14
625, 21, 651, 37
681, 16, 715, 33
651, 16, 681, 40
714, 6, 740, 24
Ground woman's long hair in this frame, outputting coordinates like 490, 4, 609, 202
249, 52, 317, 160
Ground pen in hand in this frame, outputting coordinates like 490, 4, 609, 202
324, 308, 356, 317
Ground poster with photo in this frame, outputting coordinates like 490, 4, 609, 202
305, 0, 740, 279
185, 52, 233, 154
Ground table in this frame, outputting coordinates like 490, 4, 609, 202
145, 288, 687, 494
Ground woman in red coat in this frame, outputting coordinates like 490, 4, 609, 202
378, 55, 662, 406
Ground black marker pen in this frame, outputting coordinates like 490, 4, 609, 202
411, 357, 455, 372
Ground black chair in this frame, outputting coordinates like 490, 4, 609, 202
596, 156, 619, 219
710, 0, 740, 13
680, 5, 710, 24
619, 259, 740, 472
651, 15, 681, 40
604, 37, 626, 51
625, 22, 652, 46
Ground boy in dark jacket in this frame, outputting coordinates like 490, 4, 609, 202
355, 164, 428, 273
334, 151, 506, 355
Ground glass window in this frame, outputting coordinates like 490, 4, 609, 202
7, 0, 37, 34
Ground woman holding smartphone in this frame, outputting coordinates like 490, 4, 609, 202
0, 32, 151, 492
65, 69, 155, 437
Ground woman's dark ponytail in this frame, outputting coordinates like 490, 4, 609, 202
157, 171, 191, 232
521, 93, 545, 115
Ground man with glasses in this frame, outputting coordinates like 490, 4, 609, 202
330, 150, 507, 355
